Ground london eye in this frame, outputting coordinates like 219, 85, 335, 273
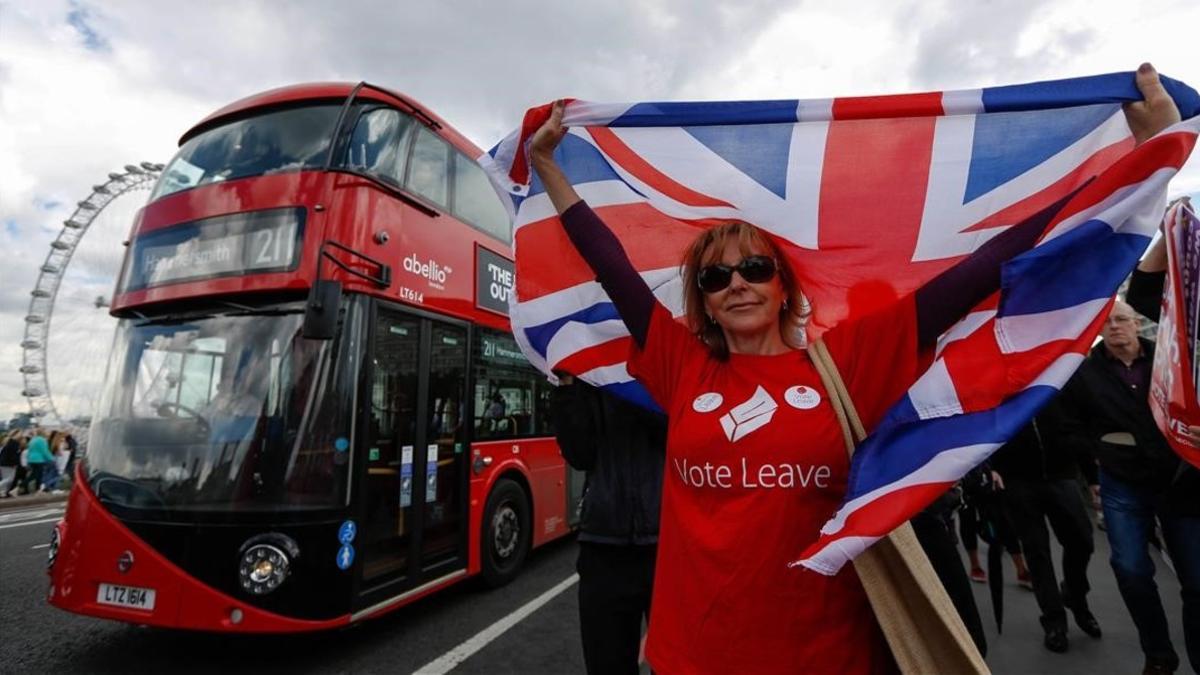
20, 162, 163, 428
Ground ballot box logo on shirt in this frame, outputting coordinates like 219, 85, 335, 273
719, 385, 778, 442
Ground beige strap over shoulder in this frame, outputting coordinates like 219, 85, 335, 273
808, 339, 989, 675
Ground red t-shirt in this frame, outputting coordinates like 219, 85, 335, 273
628, 297, 923, 675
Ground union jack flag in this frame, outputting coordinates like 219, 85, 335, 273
484, 72, 1200, 574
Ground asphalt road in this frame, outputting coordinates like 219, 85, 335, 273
972, 533, 1188, 675
0, 503, 586, 674
0, 502, 1189, 674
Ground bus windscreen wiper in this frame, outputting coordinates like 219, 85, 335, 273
223, 307, 304, 318
135, 312, 215, 327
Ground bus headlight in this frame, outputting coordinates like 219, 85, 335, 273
238, 534, 299, 595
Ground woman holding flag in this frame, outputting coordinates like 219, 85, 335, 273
528, 66, 1180, 674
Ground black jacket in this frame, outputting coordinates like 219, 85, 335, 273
550, 380, 666, 545
1065, 338, 1199, 515
0, 439, 18, 468
1126, 268, 1165, 323
991, 396, 1097, 485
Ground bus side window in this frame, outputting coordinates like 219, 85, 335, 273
533, 378, 554, 436
452, 153, 511, 244
345, 108, 415, 186
405, 127, 450, 208
473, 328, 551, 440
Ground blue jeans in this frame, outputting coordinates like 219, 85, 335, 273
1100, 469, 1200, 671
40, 461, 60, 490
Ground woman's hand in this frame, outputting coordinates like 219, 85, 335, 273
1124, 63, 1182, 146
529, 99, 582, 214
530, 100, 569, 162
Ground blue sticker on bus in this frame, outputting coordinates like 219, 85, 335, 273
400, 446, 413, 508
336, 544, 355, 570
425, 444, 438, 503
338, 520, 356, 544
335, 437, 349, 452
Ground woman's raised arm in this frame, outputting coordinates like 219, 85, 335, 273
530, 101, 657, 347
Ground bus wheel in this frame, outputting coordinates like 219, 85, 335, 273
481, 478, 530, 588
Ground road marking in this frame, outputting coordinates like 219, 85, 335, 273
31, 543, 50, 549
1160, 547, 1177, 576
0, 517, 61, 531
0, 507, 64, 523
413, 573, 579, 675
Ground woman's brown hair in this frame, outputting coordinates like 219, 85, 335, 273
680, 222, 811, 360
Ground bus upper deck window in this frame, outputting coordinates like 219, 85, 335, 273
345, 108, 416, 185
452, 154, 511, 243
405, 127, 450, 208
152, 104, 340, 201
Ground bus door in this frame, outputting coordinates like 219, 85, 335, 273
358, 303, 469, 599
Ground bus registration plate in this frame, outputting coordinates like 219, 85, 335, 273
97, 583, 156, 611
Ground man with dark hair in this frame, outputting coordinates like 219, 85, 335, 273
551, 374, 666, 675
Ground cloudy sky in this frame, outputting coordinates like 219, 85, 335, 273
2, 0, 1199, 422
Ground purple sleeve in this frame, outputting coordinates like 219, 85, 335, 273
915, 189, 1078, 348
559, 201, 657, 347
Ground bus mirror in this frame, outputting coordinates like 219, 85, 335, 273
303, 280, 343, 340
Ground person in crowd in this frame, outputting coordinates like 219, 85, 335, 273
0, 430, 21, 497
910, 484, 988, 657
1069, 233, 1200, 675
63, 433, 78, 478
959, 467, 1031, 588
550, 373, 666, 675
528, 64, 1178, 673
43, 430, 66, 491
53, 431, 69, 488
14, 436, 30, 495
25, 428, 54, 492
991, 398, 1101, 653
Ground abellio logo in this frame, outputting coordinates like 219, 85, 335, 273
403, 253, 452, 290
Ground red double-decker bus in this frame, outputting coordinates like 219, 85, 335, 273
47, 82, 584, 632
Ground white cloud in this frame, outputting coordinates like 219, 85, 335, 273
1, 0, 1199, 419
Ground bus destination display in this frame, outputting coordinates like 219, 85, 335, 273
479, 331, 527, 366
121, 207, 305, 291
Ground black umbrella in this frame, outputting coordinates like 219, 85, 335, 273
976, 493, 1007, 633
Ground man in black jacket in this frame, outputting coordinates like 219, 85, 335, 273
550, 374, 666, 675
992, 397, 1100, 653
1065, 292, 1200, 675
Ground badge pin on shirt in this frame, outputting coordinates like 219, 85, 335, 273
784, 385, 821, 410
692, 392, 724, 413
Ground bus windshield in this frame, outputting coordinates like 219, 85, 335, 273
86, 303, 359, 512
152, 103, 342, 201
